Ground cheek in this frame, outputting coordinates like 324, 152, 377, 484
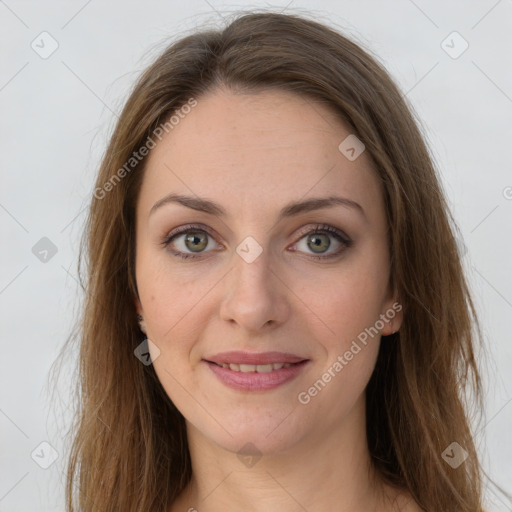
315, 284, 383, 389
135, 250, 205, 355
298, 268, 386, 405
302, 264, 387, 408
310, 260, 389, 347
304, 262, 388, 413
300, 339, 380, 426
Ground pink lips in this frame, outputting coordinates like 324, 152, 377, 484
206, 351, 306, 365
204, 351, 309, 391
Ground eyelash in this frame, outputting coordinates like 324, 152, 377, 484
161, 223, 353, 261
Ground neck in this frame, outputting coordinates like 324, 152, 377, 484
172, 395, 390, 512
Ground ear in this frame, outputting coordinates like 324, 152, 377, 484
380, 282, 403, 336
133, 285, 144, 315
134, 297, 147, 334
380, 298, 403, 335
134, 296, 144, 316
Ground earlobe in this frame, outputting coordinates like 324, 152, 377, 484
134, 298, 147, 334
380, 297, 403, 336
134, 296, 143, 316
380, 323, 397, 336
137, 314, 147, 334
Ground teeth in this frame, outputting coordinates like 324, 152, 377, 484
222, 362, 293, 372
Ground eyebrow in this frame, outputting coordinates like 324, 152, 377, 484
149, 193, 366, 221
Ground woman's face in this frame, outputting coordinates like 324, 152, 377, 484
134, 87, 401, 455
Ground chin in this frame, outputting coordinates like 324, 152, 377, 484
186, 405, 309, 458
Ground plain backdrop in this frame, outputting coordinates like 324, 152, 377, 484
1, 1, 511, 510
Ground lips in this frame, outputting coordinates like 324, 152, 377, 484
205, 351, 307, 365
214, 362, 295, 373
204, 351, 309, 391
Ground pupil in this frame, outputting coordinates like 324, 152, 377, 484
186, 232, 207, 252
309, 234, 329, 253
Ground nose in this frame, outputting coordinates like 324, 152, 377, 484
219, 244, 290, 333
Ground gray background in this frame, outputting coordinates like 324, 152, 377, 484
1, 1, 511, 510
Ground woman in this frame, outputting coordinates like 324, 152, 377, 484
63, 10, 491, 511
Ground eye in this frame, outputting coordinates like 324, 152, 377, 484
161, 224, 220, 260
291, 224, 353, 260
161, 223, 352, 260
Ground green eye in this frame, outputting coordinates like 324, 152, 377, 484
162, 223, 352, 260
162, 225, 216, 259
182, 231, 208, 252
292, 225, 352, 260
306, 232, 331, 253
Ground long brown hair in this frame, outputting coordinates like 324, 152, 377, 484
56, 10, 494, 511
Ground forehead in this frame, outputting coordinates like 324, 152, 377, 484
137, 87, 383, 222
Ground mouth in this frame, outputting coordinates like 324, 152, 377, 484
209, 361, 298, 372
203, 351, 310, 391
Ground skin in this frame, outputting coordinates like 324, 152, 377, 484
134, 87, 419, 511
